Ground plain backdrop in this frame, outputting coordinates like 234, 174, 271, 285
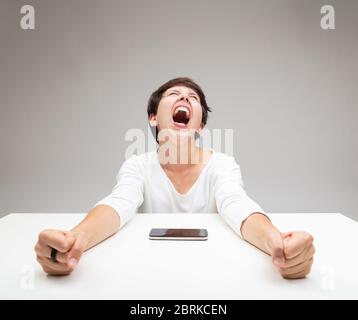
0, 0, 357, 220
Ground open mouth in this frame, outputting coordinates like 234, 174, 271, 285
172, 105, 191, 126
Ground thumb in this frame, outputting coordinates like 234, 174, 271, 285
267, 230, 285, 267
67, 231, 87, 269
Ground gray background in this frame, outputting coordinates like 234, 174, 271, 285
0, 0, 357, 220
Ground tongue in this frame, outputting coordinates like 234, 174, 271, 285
173, 110, 189, 125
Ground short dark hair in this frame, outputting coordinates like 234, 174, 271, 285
147, 77, 212, 125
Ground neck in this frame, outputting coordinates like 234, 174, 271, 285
157, 139, 206, 171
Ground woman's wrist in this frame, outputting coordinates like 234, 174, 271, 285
241, 212, 281, 255
69, 226, 91, 251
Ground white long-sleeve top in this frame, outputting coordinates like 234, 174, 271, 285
95, 150, 265, 238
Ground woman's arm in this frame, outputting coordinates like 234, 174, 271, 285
240, 213, 281, 255
241, 213, 315, 279
35, 155, 144, 276
71, 204, 120, 251
34, 205, 121, 276
214, 156, 315, 279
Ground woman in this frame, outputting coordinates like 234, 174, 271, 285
34, 77, 315, 279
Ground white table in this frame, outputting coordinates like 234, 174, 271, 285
0, 212, 357, 300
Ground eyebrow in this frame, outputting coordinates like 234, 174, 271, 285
167, 88, 199, 96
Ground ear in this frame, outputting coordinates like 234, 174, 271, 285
149, 114, 158, 127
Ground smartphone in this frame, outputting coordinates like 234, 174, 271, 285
149, 228, 208, 241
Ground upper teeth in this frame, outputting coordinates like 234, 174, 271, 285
174, 106, 190, 116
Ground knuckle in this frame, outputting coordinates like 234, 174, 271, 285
58, 242, 68, 252
308, 259, 314, 268
42, 266, 51, 274
63, 238, 75, 251
298, 262, 312, 278
63, 239, 70, 248
281, 271, 293, 279
58, 239, 71, 252
63, 263, 74, 273
308, 247, 315, 259
304, 233, 314, 245
279, 269, 286, 277
312, 245, 316, 255
63, 266, 71, 273
38, 230, 48, 243
282, 269, 306, 279
43, 264, 71, 276
34, 242, 41, 253
302, 268, 311, 278
279, 268, 290, 277
67, 265, 75, 273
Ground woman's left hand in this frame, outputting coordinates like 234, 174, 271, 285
268, 230, 315, 279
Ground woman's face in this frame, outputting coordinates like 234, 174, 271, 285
149, 86, 204, 135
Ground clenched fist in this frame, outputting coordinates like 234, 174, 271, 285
267, 230, 315, 279
34, 229, 88, 276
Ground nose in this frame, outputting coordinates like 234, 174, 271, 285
179, 94, 189, 103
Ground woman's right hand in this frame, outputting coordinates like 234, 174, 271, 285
34, 229, 88, 276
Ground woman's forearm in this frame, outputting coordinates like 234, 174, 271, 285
70, 204, 121, 251
240, 212, 279, 255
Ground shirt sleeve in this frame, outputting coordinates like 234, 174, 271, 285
214, 155, 268, 239
94, 155, 144, 229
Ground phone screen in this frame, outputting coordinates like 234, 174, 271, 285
149, 228, 208, 240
